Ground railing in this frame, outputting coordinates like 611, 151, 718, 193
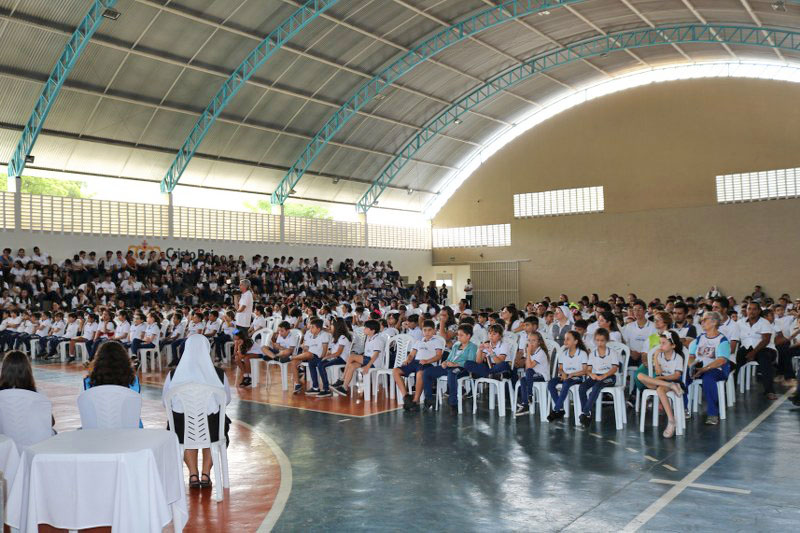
0, 192, 432, 250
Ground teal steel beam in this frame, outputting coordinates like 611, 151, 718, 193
159, 0, 340, 193
271, 0, 590, 205
7, 0, 118, 179
356, 23, 800, 213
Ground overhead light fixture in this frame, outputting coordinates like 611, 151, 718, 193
102, 8, 121, 20
538, 10, 550, 16
24, 155, 35, 164
772, 1, 786, 11
407, 188, 414, 195
332, 177, 340, 184
454, 118, 463, 125
374, 94, 386, 101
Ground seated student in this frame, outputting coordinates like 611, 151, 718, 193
131, 312, 160, 356
404, 314, 423, 341
437, 308, 458, 349
578, 328, 621, 427
293, 318, 331, 395
46, 312, 79, 358
162, 312, 186, 366
546, 331, 589, 422
249, 305, 267, 335
308, 318, 351, 398
514, 316, 540, 369
162, 335, 231, 490
12, 311, 37, 351
0, 309, 22, 351
736, 302, 777, 400
574, 319, 591, 350
418, 324, 477, 413
214, 311, 236, 362
514, 331, 550, 416
123, 312, 146, 351
463, 324, 512, 380
671, 302, 697, 348
66, 313, 96, 362
202, 309, 222, 353
39, 311, 64, 358
332, 320, 385, 397
637, 330, 685, 438
84, 340, 141, 392
381, 315, 399, 338
396, 319, 445, 411
89, 310, 116, 359
686, 311, 732, 426
172, 311, 205, 363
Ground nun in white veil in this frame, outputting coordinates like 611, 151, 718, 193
551, 305, 574, 346
162, 334, 231, 489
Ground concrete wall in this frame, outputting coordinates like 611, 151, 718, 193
1, 231, 434, 282
432, 77, 800, 302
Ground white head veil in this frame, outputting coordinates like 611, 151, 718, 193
558, 305, 574, 324
170, 334, 223, 388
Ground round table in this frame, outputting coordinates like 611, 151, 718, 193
5, 428, 187, 533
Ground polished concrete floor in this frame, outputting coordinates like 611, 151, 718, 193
31, 362, 800, 532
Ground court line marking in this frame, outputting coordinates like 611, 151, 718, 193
626, 447, 638, 453
643, 455, 659, 462
606, 439, 620, 446
234, 420, 293, 533
650, 479, 750, 495
661, 464, 678, 472
623, 390, 790, 532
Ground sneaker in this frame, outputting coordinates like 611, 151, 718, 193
278, 356, 291, 363
705, 415, 719, 425
515, 404, 529, 416
332, 379, 343, 388
332, 385, 348, 397
685, 409, 692, 420
663, 422, 676, 438
423, 399, 434, 411
555, 409, 566, 420
547, 411, 558, 422
463, 390, 473, 400
66, 356, 76, 363
239, 377, 252, 387
293, 384, 303, 395
407, 402, 420, 412
449, 404, 458, 415
307, 388, 320, 395
579, 413, 592, 427
402, 394, 413, 410
316, 389, 333, 398
626, 398, 635, 409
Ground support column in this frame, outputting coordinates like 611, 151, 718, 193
280, 204, 285, 243
14, 176, 21, 230
359, 212, 368, 248
167, 192, 174, 238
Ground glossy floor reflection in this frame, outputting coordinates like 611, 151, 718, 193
31, 362, 800, 532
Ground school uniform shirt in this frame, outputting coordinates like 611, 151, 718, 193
526, 347, 550, 378
20, 320, 36, 335
363, 334, 386, 359
82, 321, 99, 339
203, 319, 222, 336
587, 348, 620, 375
719, 317, 740, 346
510, 319, 522, 331
187, 321, 206, 336
332, 335, 352, 359
737, 317, 772, 350
50, 320, 66, 336
516, 331, 529, 352
303, 330, 331, 357
673, 322, 697, 340
407, 327, 423, 342
168, 322, 186, 340
411, 336, 446, 361
382, 327, 399, 338
657, 351, 684, 377
64, 322, 81, 339
128, 323, 146, 342
689, 333, 731, 367
251, 315, 267, 332
36, 319, 52, 336
144, 323, 161, 344
560, 349, 589, 374
114, 321, 130, 340
275, 332, 298, 352
98, 321, 116, 338
221, 322, 236, 336
479, 340, 512, 364
622, 320, 657, 353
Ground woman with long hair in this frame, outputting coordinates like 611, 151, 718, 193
0, 350, 37, 391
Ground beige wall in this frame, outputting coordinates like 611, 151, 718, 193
432, 77, 800, 302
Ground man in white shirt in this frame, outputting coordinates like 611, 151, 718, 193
394, 320, 445, 411
236, 280, 254, 329
31, 247, 49, 265
621, 300, 656, 366
736, 302, 777, 399
712, 297, 740, 354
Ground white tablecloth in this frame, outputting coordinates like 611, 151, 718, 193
0, 434, 20, 498
5, 428, 188, 533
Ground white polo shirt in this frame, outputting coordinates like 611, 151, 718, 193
622, 320, 657, 353
303, 330, 331, 357
411, 336, 445, 361
275, 331, 298, 352
587, 348, 620, 375
526, 347, 550, 378
560, 349, 588, 374
406, 327, 423, 342
657, 351, 684, 377
719, 316, 740, 345
332, 334, 352, 359
478, 340, 511, 363
363, 334, 385, 359
236, 290, 254, 327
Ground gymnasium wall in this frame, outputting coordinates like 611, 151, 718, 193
0, 231, 434, 282
432, 77, 800, 302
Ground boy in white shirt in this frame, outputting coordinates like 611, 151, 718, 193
47, 312, 80, 358
68, 313, 98, 362
298, 318, 333, 395
131, 312, 160, 362
464, 324, 512, 379
171, 311, 205, 363
332, 320, 385, 397
395, 320, 445, 412
578, 328, 620, 426
163, 312, 186, 367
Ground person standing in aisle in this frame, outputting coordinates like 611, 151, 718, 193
464, 279, 473, 309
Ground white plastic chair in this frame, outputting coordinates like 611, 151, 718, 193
75, 341, 90, 364
29, 338, 40, 359
165, 383, 229, 502
248, 327, 273, 387
688, 365, 732, 420
78, 385, 142, 429
369, 334, 413, 402
435, 370, 474, 414
593, 344, 630, 430
472, 326, 488, 345
639, 348, 687, 435
265, 329, 302, 390
0, 389, 53, 450
57, 340, 70, 362
140, 339, 161, 373
472, 348, 517, 417
738, 361, 758, 394
351, 327, 366, 355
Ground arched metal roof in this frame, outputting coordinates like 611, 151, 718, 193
1, 0, 799, 212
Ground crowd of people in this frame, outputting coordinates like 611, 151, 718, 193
2, 245, 799, 443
